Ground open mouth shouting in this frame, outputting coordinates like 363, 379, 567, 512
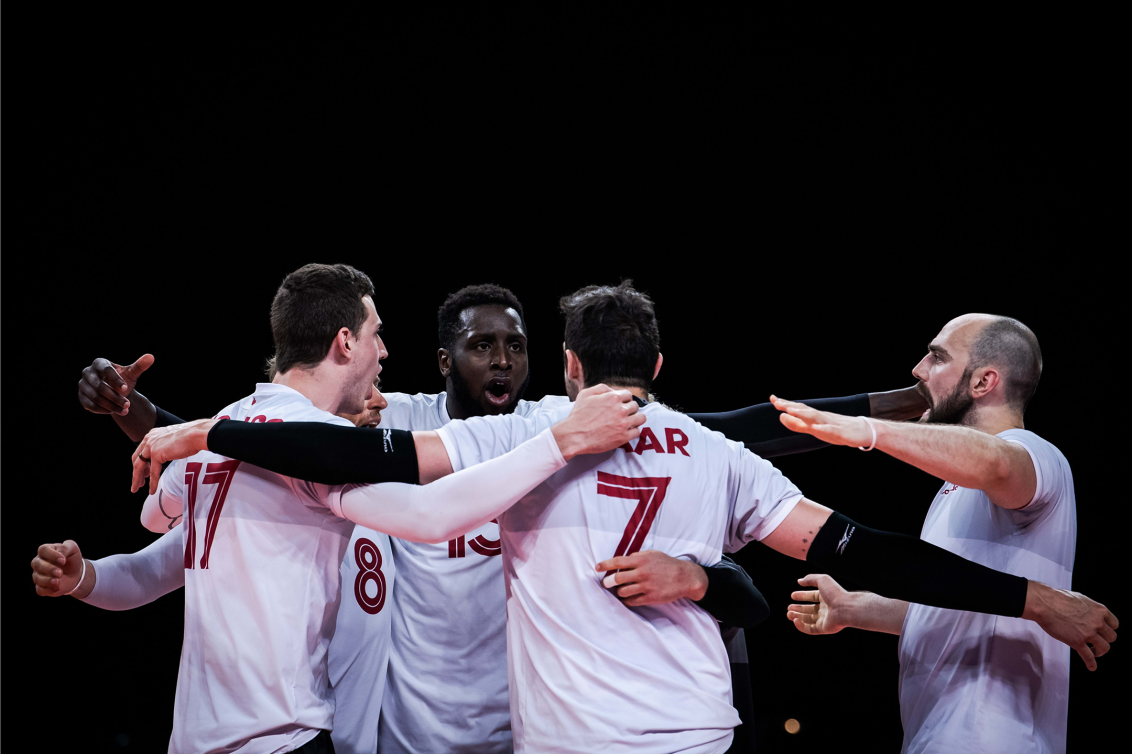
485, 376, 513, 407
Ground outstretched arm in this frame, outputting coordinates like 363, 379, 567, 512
772, 396, 1036, 509
760, 499, 1119, 670
689, 386, 926, 459
30, 530, 184, 609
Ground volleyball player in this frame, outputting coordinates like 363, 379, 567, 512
776, 314, 1118, 752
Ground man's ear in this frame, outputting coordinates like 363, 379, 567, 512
969, 365, 1001, 399
438, 348, 452, 378
330, 327, 353, 363
653, 353, 663, 381
565, 349, 584, 382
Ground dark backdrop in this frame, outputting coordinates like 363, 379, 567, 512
4, 21, 1121, 751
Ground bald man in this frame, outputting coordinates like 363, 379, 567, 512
773, 314, 1117, 754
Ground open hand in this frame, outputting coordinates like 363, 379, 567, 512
787, 574, 854, 635
77, 355, 154, 416
1027, 582, 1119, 671
770, 395, 874, 448
552, 385, 646, 461
131, 418, 217, 494
31, 540, 89, 598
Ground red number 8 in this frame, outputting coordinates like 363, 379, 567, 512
353, 538, 386, 615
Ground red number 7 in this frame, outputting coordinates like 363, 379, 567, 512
596, 472, 672, 558
183, 459, 241, 570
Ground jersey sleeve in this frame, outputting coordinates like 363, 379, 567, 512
141, 459, 188, 532
1000, 430, 1069, 524
725, 448, 805, 552
81, 528, 185, 610
437, 411, 557, 472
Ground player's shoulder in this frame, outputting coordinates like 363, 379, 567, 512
998, 428, 1069, 467
645, 403, 743, 448
636, 402, 748, 463
382, 391, 446, 430
515, 394, 571, 417
221, 383, 352, 426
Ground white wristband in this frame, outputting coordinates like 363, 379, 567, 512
857, 417, 877, 452
65, 558, 88, 597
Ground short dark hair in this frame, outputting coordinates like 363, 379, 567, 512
437, 284, 527, 349
559, 280, 660, 390
968, 315, 1042, 410
270, 263, 375, 374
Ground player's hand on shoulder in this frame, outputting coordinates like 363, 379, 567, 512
596, 551, 708, 607
787, 574, 852, 636
131, 418, 218, 494
1028, 583, 1119, 671
31, 540, 89, 598
78, 354, 154, 416
553, 384, 646, 460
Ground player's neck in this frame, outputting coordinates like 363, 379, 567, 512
964, 404, 1025, 435
273, 366, 353, 415
606, 384, 649, 401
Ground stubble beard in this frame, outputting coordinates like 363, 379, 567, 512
920, 372, 976, 425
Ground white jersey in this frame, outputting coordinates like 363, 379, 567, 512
898, 429, 1075, 754
158, 383, 357, 754
438, 401, 803, 754
376, 391, 568, 754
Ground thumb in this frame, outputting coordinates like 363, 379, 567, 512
59, 540, 82, 561
797, 574, 823, 588
120, 354, 155, 381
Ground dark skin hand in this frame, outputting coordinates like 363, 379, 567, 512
78, 355, 159, 442
439, 304, 531, 421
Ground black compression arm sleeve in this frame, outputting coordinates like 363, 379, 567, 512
207, 420, 420, 486
689, 393, 871, 458
807, 512, 1029, 617
154, 406, 187, 428
696, 556, 771, 629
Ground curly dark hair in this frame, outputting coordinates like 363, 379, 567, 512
559, 280, 660, 390
270, 263, 375, 374
437, 284, 527, 349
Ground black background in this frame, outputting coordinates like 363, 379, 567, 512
4, 18, 1121, 751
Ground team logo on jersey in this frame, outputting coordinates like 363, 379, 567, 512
836, 524, 855, 555
383, 429, 393, 453
941, 484, 959, 495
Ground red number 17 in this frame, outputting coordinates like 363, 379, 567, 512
183, 459, 241, 570
596, 472, 671, 557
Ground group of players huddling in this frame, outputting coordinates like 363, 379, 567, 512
36, 263, 1118, 753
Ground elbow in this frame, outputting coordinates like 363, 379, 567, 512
140, 511, 165, 534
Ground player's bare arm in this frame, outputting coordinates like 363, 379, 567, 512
77, 355, 158, 441
760, 498, 1118, 669
786, 574, 908, 636
31, 540, 95, 599
772, 396, 1037, 509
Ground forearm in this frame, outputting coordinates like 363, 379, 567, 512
336, 427, 566, 542
206, 420, 420, 485
696, 557, 771, 629
867, 386, 928, 422
690, 393, 871, 458
80, 529, 185, 610
844, 592, 908, 635
873, 420, 1025, 493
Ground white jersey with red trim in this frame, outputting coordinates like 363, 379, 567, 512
158, 383, 358, 754
437, 401, 804, 754
376, 391, 568, 754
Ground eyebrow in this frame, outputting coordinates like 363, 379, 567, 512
927, 343, 950, 359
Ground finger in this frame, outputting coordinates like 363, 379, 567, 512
1104, 610, 1119, 630
37, 543, 65, 565
615, 583, 646, 599
81, 371, 130, 410
78, 380, 118, 414
602, 570, 640, 589
31, 557, 63, 577
35, 585, 63, 597
596, 555, 640, 572
624, 400, 639, 415
131, 439, 148, 465
792, 617, 817, 634
796, 575, 825, 588
786, 610, 816, 623
32, 571, 61, 588
59, 540, 80, 559
1075, 643, 1097, 671
1088, 635, 1112, 658
95, 361, 132, 398
1098, 624, 1117, 644
770, 395, 802, 411
119, 354, 155, 382
132, 455, 149, 494
787, 604, 818, 615
790, 590, 821, 603
149, 459, 162, 495
779, 414, 812, 435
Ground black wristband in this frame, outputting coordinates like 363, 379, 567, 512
807, 511, 1029, 617
696, 556, 771, 629
207, 420, 420, 486
154, 406, 187, 428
